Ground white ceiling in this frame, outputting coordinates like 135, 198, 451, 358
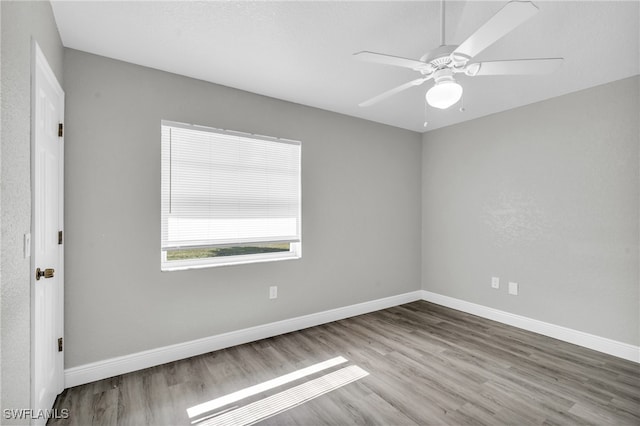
51, 1, 639, 133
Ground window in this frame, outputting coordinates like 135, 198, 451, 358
161, 121, 301, 270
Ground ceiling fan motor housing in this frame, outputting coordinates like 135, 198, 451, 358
418, 45, 471, 76
420, 45, 461, 71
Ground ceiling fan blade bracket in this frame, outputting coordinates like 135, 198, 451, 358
463, 63, 482, 76
418, 66, 435, 76
450, 52, 470, 68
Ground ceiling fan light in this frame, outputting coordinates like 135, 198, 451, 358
426, 81, 463, 109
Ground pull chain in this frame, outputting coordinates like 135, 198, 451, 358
423, 102, 429, 128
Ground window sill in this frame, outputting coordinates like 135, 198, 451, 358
161, 251, 301, 271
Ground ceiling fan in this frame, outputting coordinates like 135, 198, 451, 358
355, 0, 563, 110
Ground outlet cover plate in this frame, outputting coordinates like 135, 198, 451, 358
491, 277, 500, 289
269, 286, 278, 299
508, 282, 519, 295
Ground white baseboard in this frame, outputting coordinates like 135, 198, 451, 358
65, 288, 638, 388
421, 290, 640, 363
64, 290, 423, 388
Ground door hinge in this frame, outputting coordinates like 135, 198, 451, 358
58, 230, 63, 245
58, 123, 64, 138
58, 337, 63, 352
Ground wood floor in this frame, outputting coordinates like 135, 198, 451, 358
50, 301, 640, 425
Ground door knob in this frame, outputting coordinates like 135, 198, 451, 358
36, 267, 55, 280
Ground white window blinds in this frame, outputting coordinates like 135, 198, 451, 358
161, 121, 301, 250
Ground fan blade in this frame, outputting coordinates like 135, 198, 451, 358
472, 58, 563, 76
453, 1, 538, 61
354, 51, 431, 72
359, 78, 429, 107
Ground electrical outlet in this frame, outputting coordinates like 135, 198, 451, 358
491, 277, 500, 289
269, 286, 278, 299
508, 282, 519, 296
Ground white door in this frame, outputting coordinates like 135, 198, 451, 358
32, 42, 64, 421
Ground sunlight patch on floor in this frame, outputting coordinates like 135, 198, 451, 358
187, 356, 349, 420
194, 365, 369, 426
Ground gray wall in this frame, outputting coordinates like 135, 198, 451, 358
1, 0, 64, 417
63, 49, 422, 368
422, 76, 640, 345
0, 0, 3, 406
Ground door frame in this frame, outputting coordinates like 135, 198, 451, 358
30, 40, 65, 414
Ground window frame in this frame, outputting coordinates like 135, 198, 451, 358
160, 120, 302, 271
161, 242, 301, 270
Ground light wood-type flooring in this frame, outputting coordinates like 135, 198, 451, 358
50, 301, 640, 425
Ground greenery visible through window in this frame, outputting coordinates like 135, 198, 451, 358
166, 243, 290, 261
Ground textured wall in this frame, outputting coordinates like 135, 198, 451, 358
1, 0, 63, 417
63, 49, 422, 368
422, 76, 640, 345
